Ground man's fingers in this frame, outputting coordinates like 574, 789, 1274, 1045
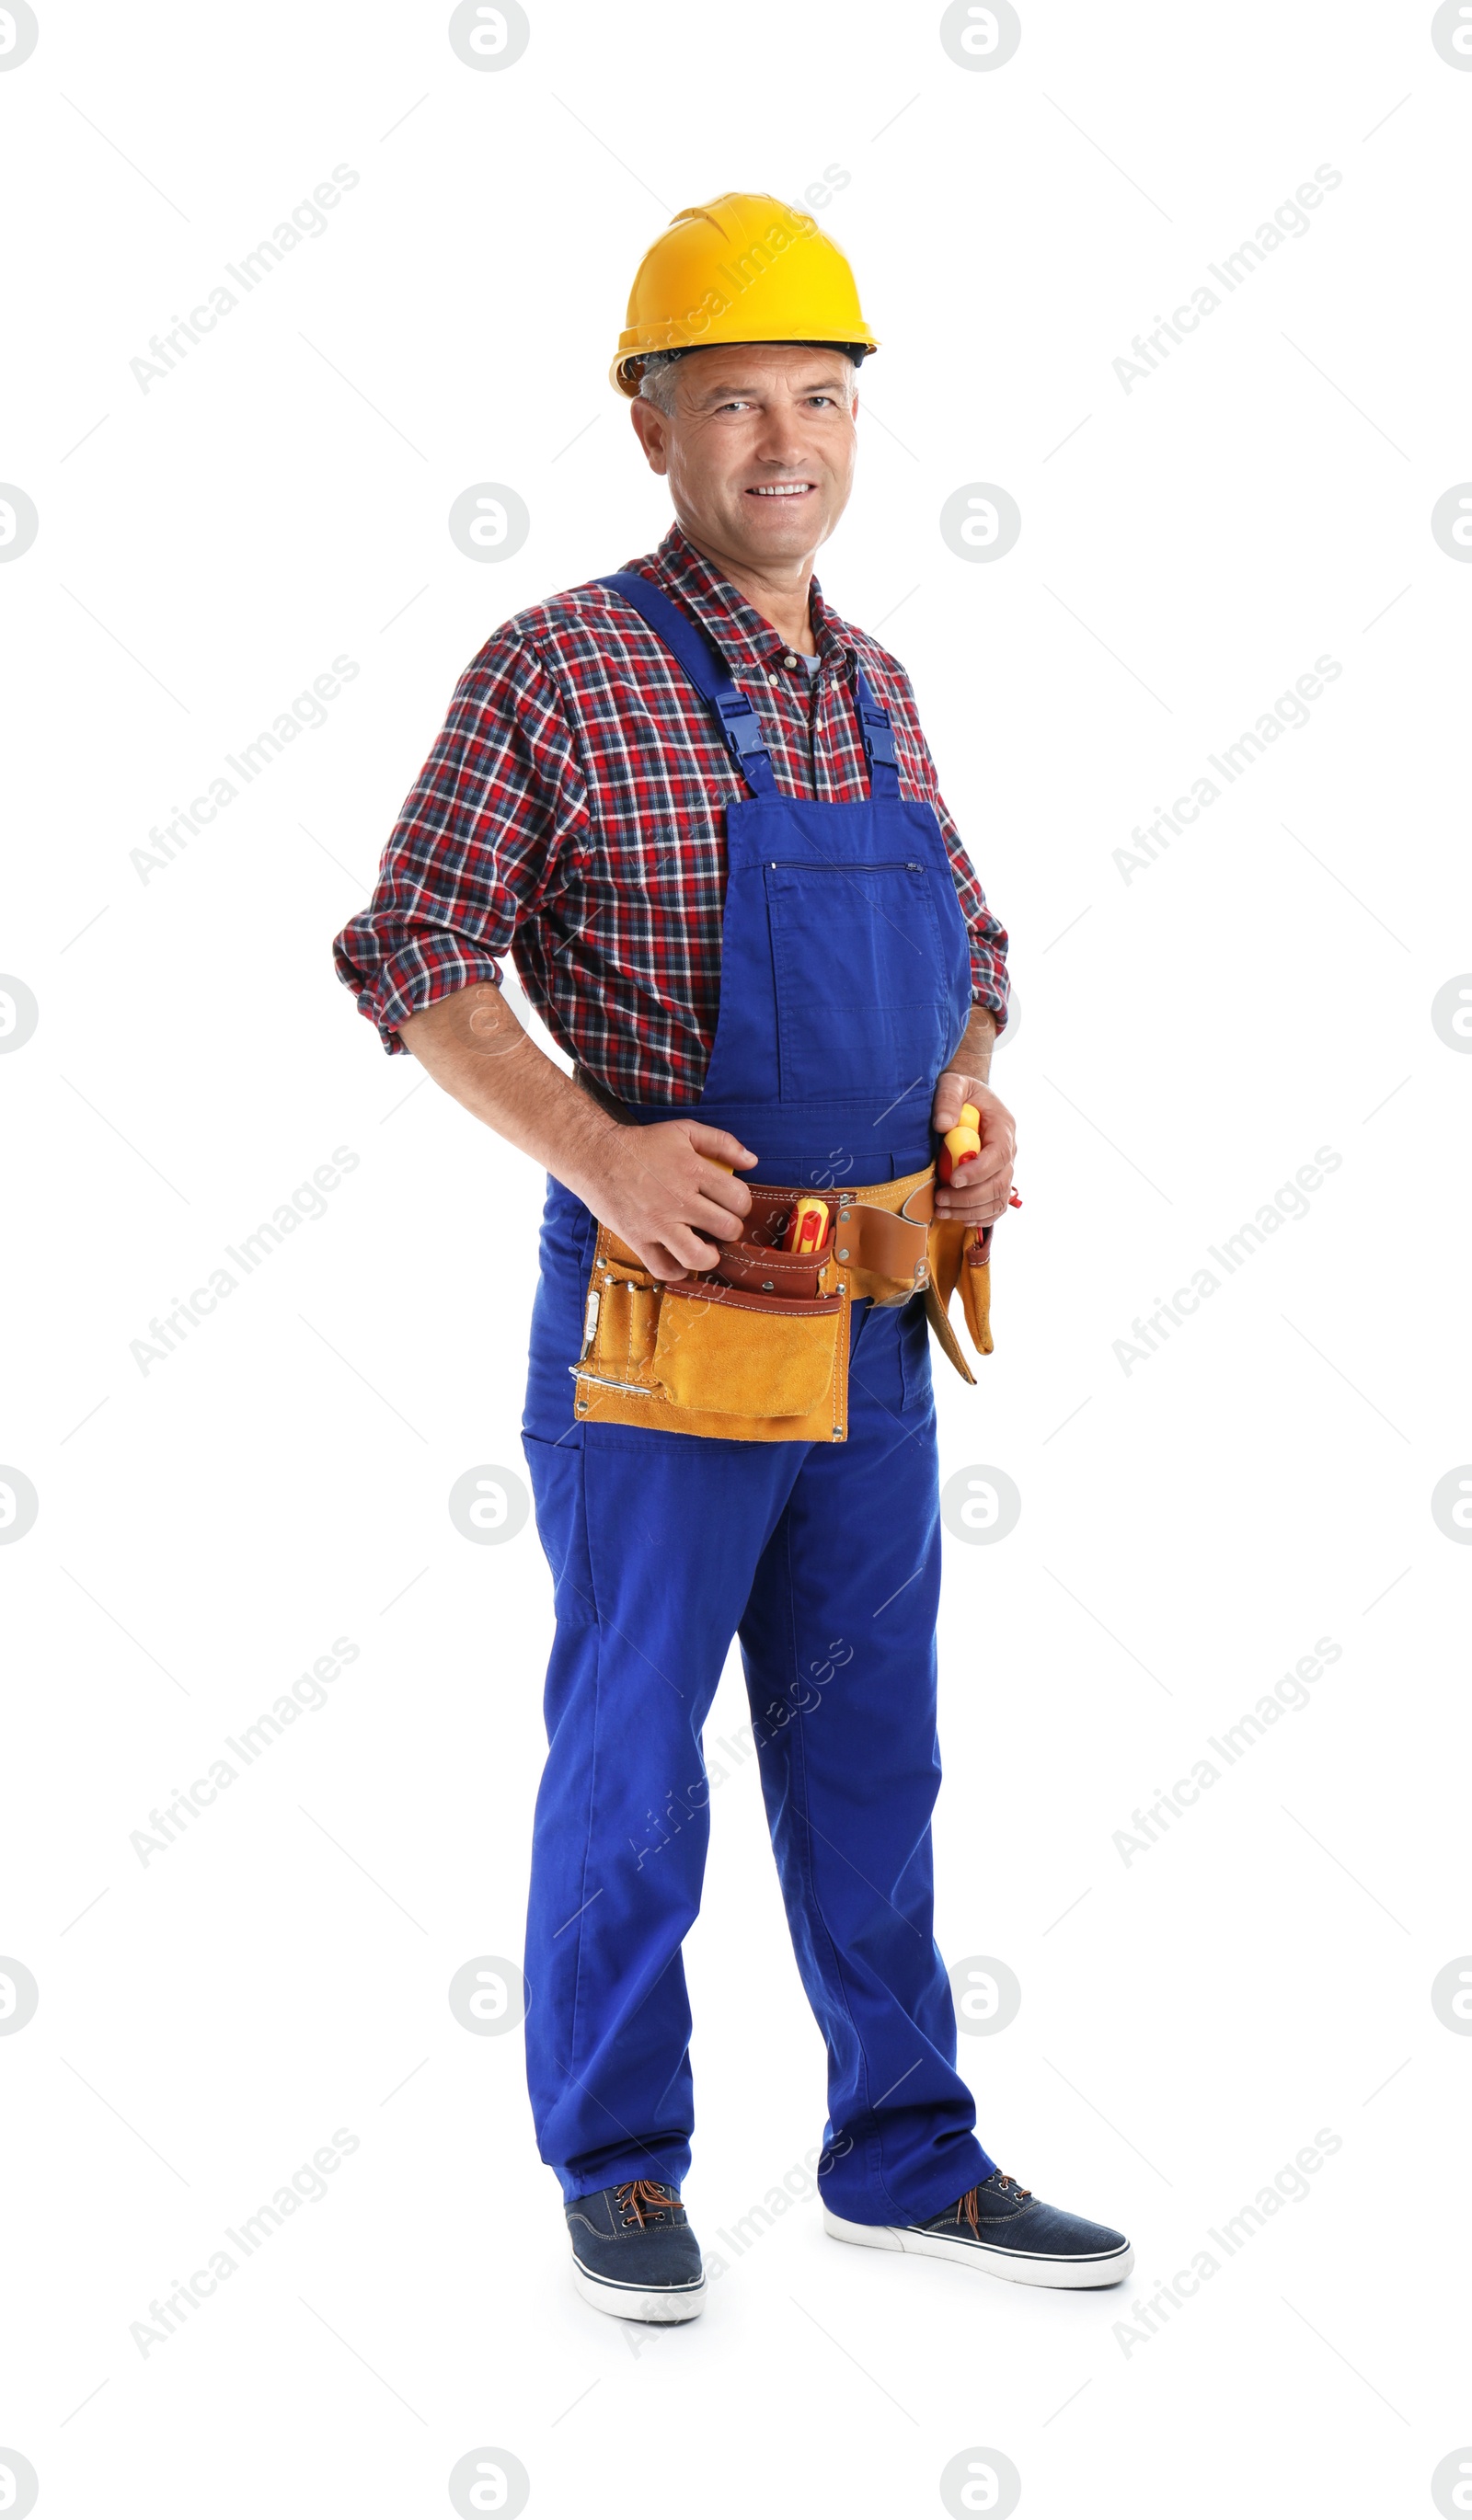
687, 1189, 748, 1240
630, 1149, 750, 1231
930, 1078, 976, 1131
686, 1122, 758, 1171
694, 1164, 753, 1223
936, 1175, 1012, 1219
662, 1221, 721, 1274
936, 1147, 1013, 1220
945, 1156, 1011, 1195
936, 1197, 1008, 1224
937, 1186, 1008, 1217
949, 1149, 1009, 1192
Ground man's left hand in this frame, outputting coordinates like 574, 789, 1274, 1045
931, 1070, 1017, 1223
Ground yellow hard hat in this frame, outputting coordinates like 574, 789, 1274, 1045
611, 191, 879, 396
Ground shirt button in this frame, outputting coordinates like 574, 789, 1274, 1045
766, 670, 780, 685
783, 652, 798, 670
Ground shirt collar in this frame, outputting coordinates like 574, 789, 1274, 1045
639, 521, 853, 682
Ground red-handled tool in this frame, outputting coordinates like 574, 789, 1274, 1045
937, 1100, 983, 1186
782, 1197, 829, 1254
937, 1101, 1022, 1207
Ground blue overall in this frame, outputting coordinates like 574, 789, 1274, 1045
521, 572, 996, 2223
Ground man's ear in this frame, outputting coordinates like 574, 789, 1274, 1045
629, 398, 670, 477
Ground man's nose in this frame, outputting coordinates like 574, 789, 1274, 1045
749, 410, 811, 468
752, 443, 810, 475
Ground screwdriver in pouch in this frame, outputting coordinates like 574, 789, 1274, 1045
782, 1197, 829, 1254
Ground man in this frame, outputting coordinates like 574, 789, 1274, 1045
335, 192, 1133, 2320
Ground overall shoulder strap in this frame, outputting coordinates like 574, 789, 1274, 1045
598, 572, 776, 796
852, 666, 902, 801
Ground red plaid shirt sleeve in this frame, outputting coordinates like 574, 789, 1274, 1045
333, 637, 589, 1054
941, 793, 1010, 1025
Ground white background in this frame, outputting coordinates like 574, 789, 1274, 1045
3, 2, 1470, 2513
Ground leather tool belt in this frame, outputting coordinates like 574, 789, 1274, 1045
570, 1165, 994, 1445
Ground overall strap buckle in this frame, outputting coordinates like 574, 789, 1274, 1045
854, 668, 901, 797
714, 690, 776, 782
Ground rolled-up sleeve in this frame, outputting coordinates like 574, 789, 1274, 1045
932, 788, 1010, 1032
333, 636, 589, 1053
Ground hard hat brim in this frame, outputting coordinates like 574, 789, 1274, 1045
611, 334, 879, 398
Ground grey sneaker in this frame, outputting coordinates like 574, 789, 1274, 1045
825, 2169, 1133, 2289
565, 2178, 707, 2322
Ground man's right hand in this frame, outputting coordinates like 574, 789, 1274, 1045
397, 985, 757, 1279
575, 1118, 757, 1280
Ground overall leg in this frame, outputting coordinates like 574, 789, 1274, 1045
737, 1297, 996, 2225
523, 1185, 804, 2200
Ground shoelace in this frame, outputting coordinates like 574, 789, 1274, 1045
617, 2178, 678, 2228
957, 2171, 1032, 2234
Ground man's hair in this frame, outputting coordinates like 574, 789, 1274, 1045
638, 343, 860, 415
636, 351, 689, 414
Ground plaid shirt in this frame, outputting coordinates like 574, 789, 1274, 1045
334, 523, 1008, 1103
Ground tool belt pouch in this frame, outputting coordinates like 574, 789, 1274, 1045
571, 1170, 994, 1443
655, 1277, 845, 1424
573, 1216, 850, 1444
923, 1218, 995, 1384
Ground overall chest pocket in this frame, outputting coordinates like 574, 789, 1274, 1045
765, 860, 946, 1105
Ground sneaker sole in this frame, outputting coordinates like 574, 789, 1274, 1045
822, 2207, 1133, 2290
570, 2255, 707, 2323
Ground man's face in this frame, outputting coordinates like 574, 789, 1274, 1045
629, 344, 858, 567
